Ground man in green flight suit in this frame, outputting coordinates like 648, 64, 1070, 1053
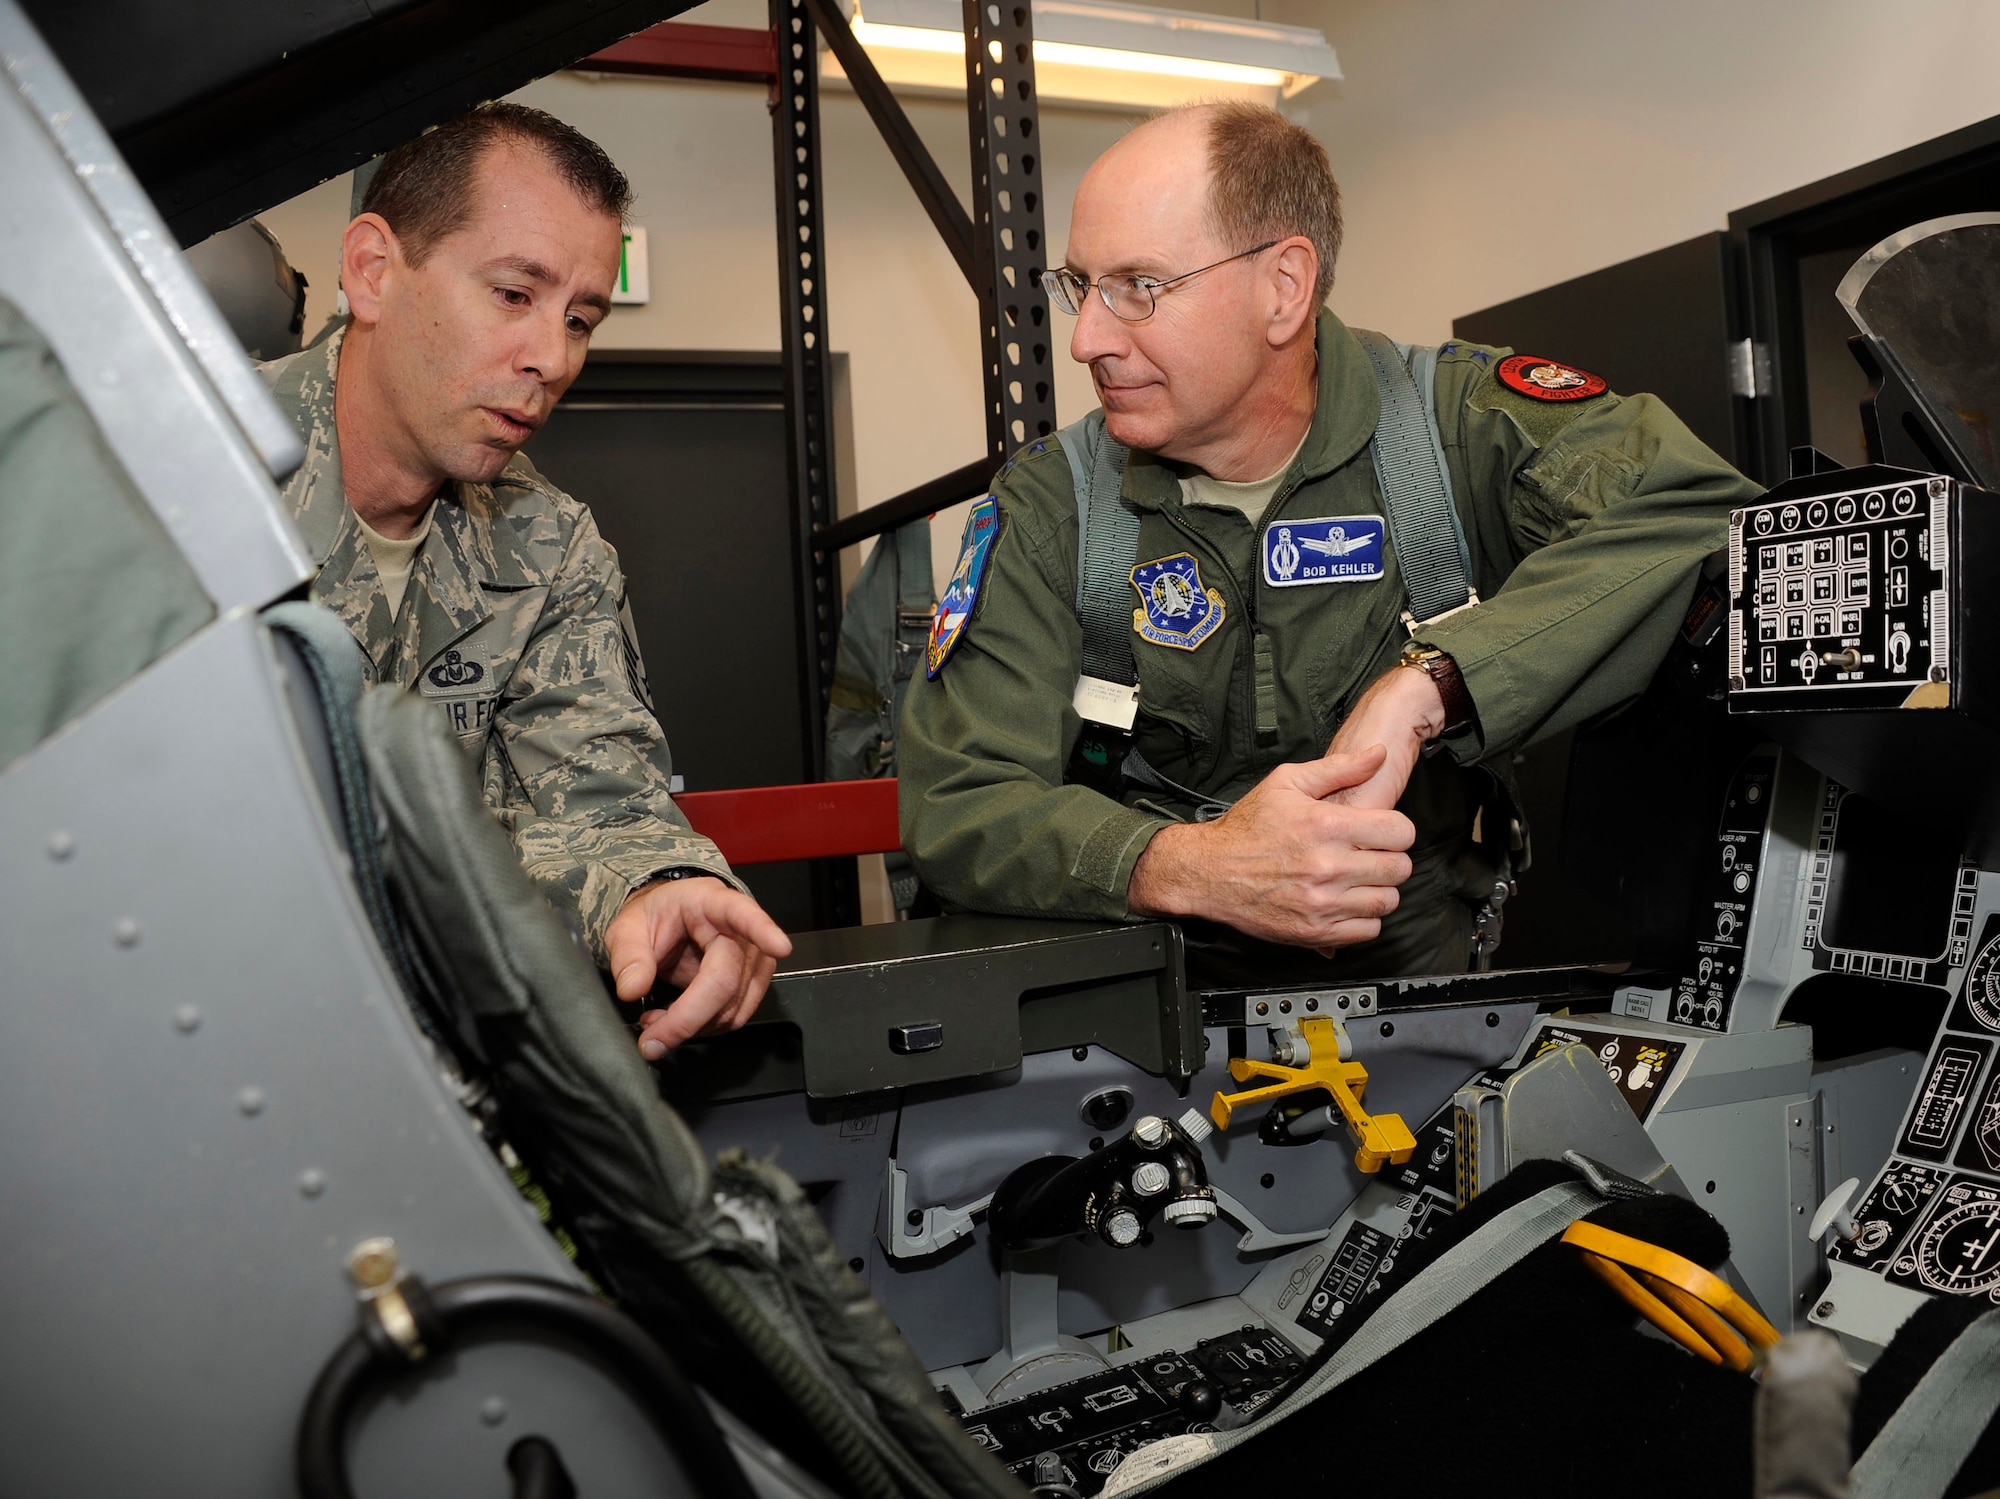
899, 101, 1759, 976
260, 104, 790, 1052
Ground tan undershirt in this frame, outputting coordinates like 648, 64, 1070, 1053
1178, 426, 1312, 526
354, 501, 436, 618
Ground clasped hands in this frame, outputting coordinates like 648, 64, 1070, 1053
1127, 664, 1447, 952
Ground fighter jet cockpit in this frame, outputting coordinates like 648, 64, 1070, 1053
7, 3, 2000, 1496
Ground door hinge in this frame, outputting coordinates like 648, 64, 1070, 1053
1728, 338, 1773, 399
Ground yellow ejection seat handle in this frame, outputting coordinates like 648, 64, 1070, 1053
1562, 1219, 1779, 1372
1209, 1016, 1417, 1173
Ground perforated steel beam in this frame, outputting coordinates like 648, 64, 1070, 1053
770, 0, 858, 924
961, 0, 1056, 465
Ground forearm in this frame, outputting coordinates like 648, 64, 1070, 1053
508, 800, 743, 962
900, 728, 1171, 920
1432, 391, 1752, 758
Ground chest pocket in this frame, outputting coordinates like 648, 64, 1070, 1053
415, 593, 537, 754
1130, 633, 1217, 777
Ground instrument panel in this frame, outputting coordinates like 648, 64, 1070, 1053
1727, 476, 1951, 709
1831, 915, 2000, 1301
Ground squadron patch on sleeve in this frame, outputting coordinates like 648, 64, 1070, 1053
1497, 354, 1608, 402
1131, 552, 1226, 651
925, 497, 1000, 678
1263, 516, 1386, 587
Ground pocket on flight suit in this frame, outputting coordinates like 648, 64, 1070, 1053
1130, 640, 1221, 784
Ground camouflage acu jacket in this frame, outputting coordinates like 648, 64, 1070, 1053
259, 327, 741, 961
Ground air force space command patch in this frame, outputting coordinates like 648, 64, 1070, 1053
1263, 516, 1386, 587
1497, 354, 1607, 402
926, 497, 1000, 677
1131, 552, 1226, 650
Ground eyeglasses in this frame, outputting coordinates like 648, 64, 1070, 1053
1040, 241, 1279, 322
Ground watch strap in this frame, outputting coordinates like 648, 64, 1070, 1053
1402, 644, 1475, 738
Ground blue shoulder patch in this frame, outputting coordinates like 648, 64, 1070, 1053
926, 498, 1000, 678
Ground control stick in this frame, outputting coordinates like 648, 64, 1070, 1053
986, 1111, 1217, 1252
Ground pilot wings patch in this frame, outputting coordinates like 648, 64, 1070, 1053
1262, 516, 1386, 587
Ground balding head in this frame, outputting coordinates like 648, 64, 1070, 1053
1059, 104, 1329, 476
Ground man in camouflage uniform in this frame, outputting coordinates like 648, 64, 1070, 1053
261, 104, 789, 1054
899, 103, 1759, 977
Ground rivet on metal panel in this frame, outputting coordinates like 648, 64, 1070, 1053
113, 918, 140, 947
236, 1086, 266, 1117
299, 1168, 328, 1199
480, 1397, 507, 1427
45, 830, 74, 860
172, 1005, 201, 1034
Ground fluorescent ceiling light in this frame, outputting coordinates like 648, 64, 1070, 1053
844, 0, 1339, 101
850, 18, 1292, 87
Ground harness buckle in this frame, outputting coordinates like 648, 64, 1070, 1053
1401, 587, 1481, 637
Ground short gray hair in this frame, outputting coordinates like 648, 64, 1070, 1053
1169, 101, 1342, 304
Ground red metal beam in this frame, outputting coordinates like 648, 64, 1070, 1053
676, 778, 901, 866
581, 21, 779, 85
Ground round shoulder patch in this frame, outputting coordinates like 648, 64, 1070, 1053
1497, 354, 1608, 402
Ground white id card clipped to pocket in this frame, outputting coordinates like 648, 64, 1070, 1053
1072, 675, 1140, 731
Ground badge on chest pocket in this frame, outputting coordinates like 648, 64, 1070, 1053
420, 645, 499, 743
1131, 552, 1226, 651
1262, 516, 1386, 587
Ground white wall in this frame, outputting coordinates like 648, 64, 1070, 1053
1276, 0, 2000, 343
253, 0, 2000, 592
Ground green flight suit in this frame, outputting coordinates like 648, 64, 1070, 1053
899, 309, 1759, 974
259, 326, 742, 962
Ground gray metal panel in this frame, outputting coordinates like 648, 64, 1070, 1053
1817, 1049, 1924, 1212
0, 615, 676, 1495
1648, 1092, 1806, 1330
0, 1, 310, 613
351, 1341, 695, 1497
875, 1004, 1535, 1369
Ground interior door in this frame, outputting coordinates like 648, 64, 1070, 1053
526, 352, 823, 932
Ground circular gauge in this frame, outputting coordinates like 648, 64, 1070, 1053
1916, 1199, 2000, 1294
1964, 933, 2000, 1030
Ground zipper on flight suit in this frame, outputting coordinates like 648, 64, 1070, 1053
1160, 471, 1305, 775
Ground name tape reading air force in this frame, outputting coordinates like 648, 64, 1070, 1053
1262, 516, 1386, 588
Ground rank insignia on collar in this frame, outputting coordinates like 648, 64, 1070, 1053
1497, 354, 1608, 402
1264, 516, 1386, 587
1131, 552, 1226, 651
926, 497, 1000, 678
